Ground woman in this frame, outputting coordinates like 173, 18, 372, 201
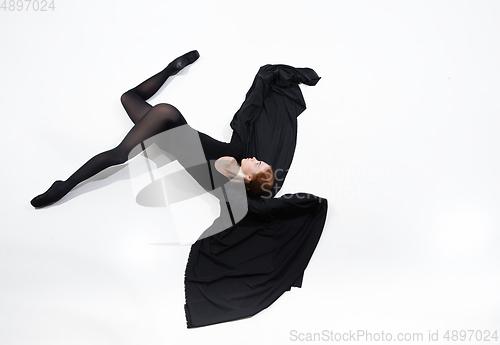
30, 51, 327, 328
30, 50, 274, 208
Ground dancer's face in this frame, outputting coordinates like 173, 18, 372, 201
240, 157, 270, 180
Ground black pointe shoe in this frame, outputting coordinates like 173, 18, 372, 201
30, 180, 67, 208
170, 50, 200, 75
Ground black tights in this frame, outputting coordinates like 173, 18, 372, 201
31, 50, 200, 208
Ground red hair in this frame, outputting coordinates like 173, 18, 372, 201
245, 166, 274, 196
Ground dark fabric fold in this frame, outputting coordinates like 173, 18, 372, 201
184, 64, 327, 328
229, 64, 321, 196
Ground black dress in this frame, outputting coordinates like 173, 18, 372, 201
180, 64, 328, 328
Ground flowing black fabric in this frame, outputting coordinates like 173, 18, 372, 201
184, 64, 327, 328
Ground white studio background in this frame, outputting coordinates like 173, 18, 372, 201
1, 1, 500, 344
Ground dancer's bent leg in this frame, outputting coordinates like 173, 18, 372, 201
121, 50, 200, 124
30, 103, 187, 208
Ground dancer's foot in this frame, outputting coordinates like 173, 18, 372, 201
168, 50, 200, 75
30, 180, 69, 208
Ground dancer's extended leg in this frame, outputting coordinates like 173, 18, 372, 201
30, 50, 200, 208
31, 103, 187, 208
121, 50, 200, 124
31, 50, 200, 207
